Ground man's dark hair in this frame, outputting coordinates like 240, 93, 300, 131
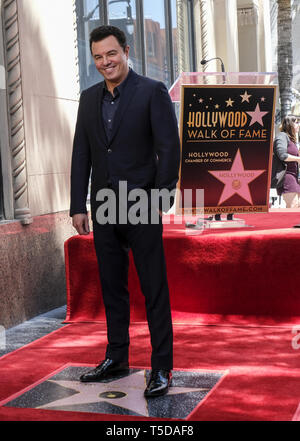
89, 25, 127, 53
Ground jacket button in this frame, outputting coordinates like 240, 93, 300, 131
107, 148, 112, 153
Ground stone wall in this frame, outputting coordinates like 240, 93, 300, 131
0, 212, 76, 329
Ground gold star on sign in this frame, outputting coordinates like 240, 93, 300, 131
215, 104, 220, 109
240, 91, 252, 103
226, 98, 234, 107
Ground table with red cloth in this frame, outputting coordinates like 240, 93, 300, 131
64, 212, 300, 324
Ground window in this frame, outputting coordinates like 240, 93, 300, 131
108, 0, 143, 74
171, 0, 179, 81
76, 0, 107, 90
75, 0, 196, 91
143, 0, 169, 86
147, 31, 156, 57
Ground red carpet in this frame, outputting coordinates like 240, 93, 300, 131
64, 212, 300, 324
0, 321, 300, 421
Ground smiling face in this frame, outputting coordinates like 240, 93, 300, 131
91, 35, 129, 93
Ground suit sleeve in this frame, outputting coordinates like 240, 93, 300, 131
69, 90, 92, 217
150, 81, 181, 200
273, 132, 289, 162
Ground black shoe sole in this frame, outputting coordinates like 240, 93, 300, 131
144, 385, 170, 398
80, 368, 130, 383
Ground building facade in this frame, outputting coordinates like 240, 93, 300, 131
0, 0, 299, 328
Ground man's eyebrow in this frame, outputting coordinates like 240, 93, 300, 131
93, 50, 117, 57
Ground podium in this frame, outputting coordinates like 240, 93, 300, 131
169, 72, 277, 230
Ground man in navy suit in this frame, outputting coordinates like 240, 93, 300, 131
70, 25, 180, 397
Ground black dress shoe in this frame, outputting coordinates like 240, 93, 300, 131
144, 369, 172, 397
80, 359, 129, 382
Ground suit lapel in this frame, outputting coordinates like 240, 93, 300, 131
96, 82, 109, 146
109, 70, 139, 144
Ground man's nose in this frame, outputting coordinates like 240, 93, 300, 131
102, 56, 111, 65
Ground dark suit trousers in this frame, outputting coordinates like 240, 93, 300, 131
92, 214, 173, 370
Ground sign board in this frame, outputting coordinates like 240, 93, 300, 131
177, 85, 276, 215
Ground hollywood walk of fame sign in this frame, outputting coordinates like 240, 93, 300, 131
176, 84, 276, 215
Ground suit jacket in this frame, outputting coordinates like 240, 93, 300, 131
271, 132, 289, 189
70, 69, 181, 221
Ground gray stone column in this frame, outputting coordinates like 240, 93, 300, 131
197, 0, 216, 71
2, 0, 32, 224
72, 0, 80, 99
199, 0, 209, 69
177, 0, 189, 73
0, 0, 14, 220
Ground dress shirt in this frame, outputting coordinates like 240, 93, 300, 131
102, 68, 132, 143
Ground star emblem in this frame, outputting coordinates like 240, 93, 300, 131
3, 366, 225, 419
246, 103, 268, 127
36, 370, 208, 417
240, 91, 252, 103
199, 98, 204, 103
226, 98, 234, 107
208, 149, 265, 205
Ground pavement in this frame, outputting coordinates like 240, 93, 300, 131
0, 306, 67, 358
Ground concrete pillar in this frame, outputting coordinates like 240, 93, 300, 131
0, 0, 14, 220
177, 0, 192, 72
199, 0, 217, 71
213, 0, 239, 72
257, 0, 273, 72
237, 0, 259, 72
225, 0, 239, 71
1, 0, 31, 223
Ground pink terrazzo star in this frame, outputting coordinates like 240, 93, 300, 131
246, 103, 268, 126
208, 149, 265, 205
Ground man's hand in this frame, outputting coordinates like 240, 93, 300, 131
72, 213, 90, 235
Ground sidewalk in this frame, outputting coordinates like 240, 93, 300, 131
0, 306, 67, 358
